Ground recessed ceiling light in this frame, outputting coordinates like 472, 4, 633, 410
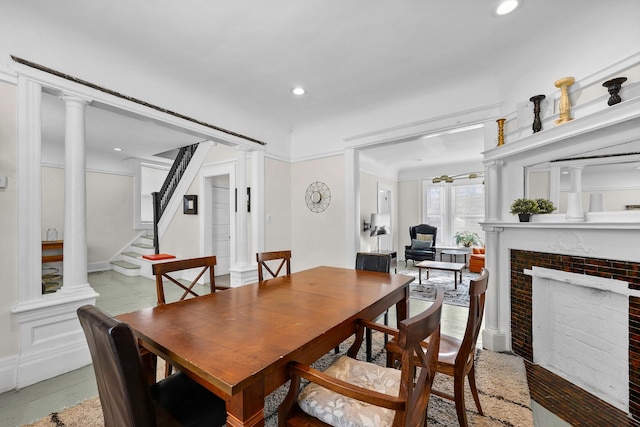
493, 0, 521, 16
114, 147, 122, 152
291, 87, 306, 96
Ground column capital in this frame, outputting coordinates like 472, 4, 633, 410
59, 93, 92, 105
482, 225, 504, 233
485, 159, 504, 168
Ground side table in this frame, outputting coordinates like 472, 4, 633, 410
440, 248, 471, 265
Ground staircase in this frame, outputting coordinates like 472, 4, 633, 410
110, 234, 173, 279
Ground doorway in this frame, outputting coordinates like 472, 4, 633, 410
377, 183, 392, 251
210, 175, 230, 275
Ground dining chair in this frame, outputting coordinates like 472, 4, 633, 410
278, 289, 443, 427
256, 250, 291, 282
388, 268, 489, 427
77, 305, 227, 427
354, 252, 392, 362
151, 256, 218, 377
152, 256, 218, 305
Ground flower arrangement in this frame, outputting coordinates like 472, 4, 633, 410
510, 198, 556, 222
454, 231, 482, 247
509, 198, 539, 215
535, 198, 556, 214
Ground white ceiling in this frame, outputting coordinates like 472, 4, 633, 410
17, 0, 624, 174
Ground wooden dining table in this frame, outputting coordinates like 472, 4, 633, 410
117, 266, 413, 427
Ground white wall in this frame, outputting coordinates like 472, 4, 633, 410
291, 155, 346, 271
0, 81, 19, 362
41, 166, 138, 265
264, 157, 292, 252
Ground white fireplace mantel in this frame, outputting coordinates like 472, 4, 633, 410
525, 266, 640, 298
481, 81, 640, 354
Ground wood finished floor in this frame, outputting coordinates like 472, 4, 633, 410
0, 269, 582, 427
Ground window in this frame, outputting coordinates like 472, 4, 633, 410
423, 182, 485, 246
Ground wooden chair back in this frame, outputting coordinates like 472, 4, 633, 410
355, 252, 391, 273
152, 256, 217, 305
256, 250, 291, 282
77, 305, 157, 426
279, 290, 444, 427
456, 268, 489, 370
77, 305, 227, 427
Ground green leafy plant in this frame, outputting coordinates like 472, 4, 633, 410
535, 198, 556, 214
454, 231, 482, 247
509, 198, 540, 215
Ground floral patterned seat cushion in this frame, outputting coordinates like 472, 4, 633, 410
297, 355, 401, 427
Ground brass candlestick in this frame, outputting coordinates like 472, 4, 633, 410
496, 118, 506, 146
554, 76, 575, 125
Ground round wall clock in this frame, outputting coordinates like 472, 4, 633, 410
305, 181, 331, 213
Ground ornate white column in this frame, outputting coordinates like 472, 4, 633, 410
485, 160, 503, 222
11, 84, 98, 390
59, 95, 92, 293
481, 225, 508, 351
236, 147, 249, 266
229, 147, 257, 286
345, 148, 359, 268
566, 166, 585, 222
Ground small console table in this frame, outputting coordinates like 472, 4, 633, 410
42, 240, 63, 263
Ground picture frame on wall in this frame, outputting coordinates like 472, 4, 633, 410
183, 194, 198, 214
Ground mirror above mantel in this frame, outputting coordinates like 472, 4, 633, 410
482, 91, 640, 225
526, 140, 640, 215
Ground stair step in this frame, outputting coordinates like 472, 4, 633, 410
141, 235, 154, 241
132, 243, 154, 249
122, 251, 142, 258
111, 260, 140, 269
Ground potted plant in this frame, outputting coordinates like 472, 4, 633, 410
535, 198, 556, 214
510, 198, 539, 222
454, 231, 482, 247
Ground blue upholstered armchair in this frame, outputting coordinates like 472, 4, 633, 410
404, 224, 437, 266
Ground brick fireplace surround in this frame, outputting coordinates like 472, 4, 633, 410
511, 249, 640, 423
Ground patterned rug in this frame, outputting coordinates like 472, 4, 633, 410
24, 336, 532, 427
398, 265, 480, 307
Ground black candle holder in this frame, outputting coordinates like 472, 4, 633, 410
529, 94, 545, 133
602, 77, 627, 106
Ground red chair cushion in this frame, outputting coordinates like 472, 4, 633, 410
142, 254, 176, 261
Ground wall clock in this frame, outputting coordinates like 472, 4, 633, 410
305, 181, 331, 213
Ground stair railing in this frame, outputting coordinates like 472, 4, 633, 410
151, 143, 200, 254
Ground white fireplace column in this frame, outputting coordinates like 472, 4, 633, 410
59, 95, 92, 293
481, 226, 507, 351
485, 160, 502, 222
566, 166, 585, 222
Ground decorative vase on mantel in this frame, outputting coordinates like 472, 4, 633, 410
518, 213, 532, 223
530, 94, 545, 133
602, 77, 627, 106
555, 76, 575, 125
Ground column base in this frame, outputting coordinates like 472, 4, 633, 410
11, 286, 99, 389
229, 264, 258, 287
481, 328, 509, 352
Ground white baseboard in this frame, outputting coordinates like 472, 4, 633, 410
0, 355, 18, 393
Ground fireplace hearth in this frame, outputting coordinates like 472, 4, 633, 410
510, 249, 640, 420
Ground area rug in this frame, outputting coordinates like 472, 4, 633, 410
23, 337, 532, 427
399, 265, 480, 307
